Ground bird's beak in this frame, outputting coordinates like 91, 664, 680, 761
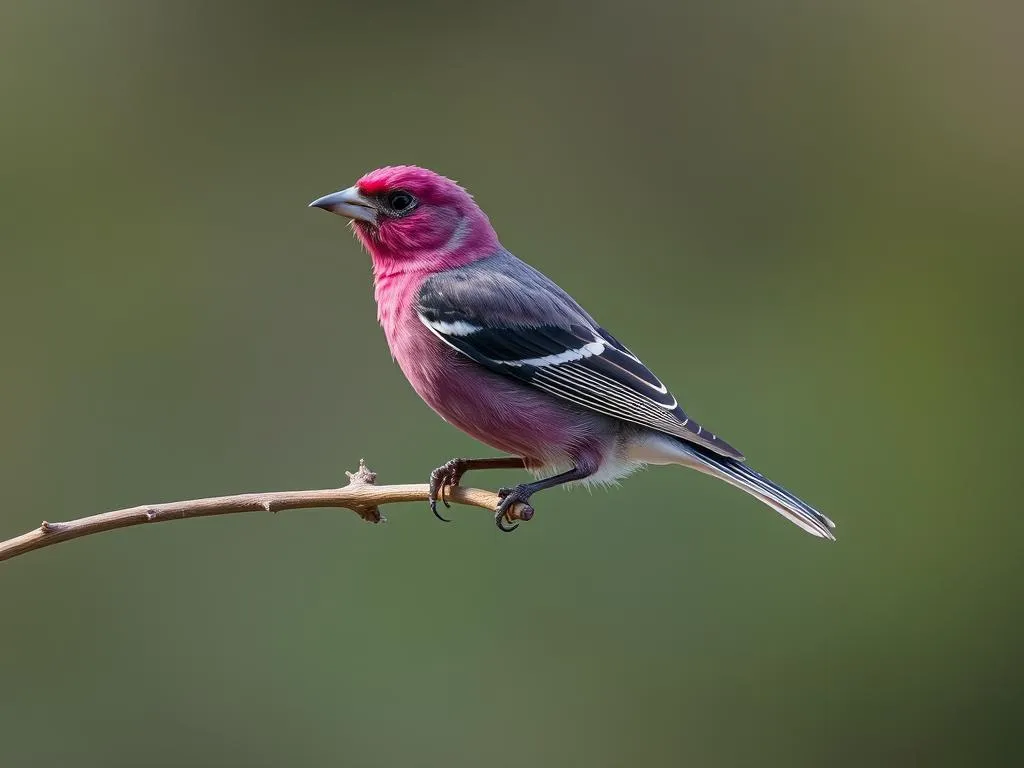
308, 186, 377, 224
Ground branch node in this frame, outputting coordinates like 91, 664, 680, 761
345, 458, 377, 487
40, 520, 68, 533
260, 499, 274, 513
513, 503, 535, 522
353, 505, 384, 524
144, 509, 159, 522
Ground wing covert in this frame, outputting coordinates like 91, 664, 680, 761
416, 254, 744, 460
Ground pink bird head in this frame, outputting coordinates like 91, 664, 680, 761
310, 165, 500, 276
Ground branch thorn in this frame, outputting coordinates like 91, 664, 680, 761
345, 458, 377, 486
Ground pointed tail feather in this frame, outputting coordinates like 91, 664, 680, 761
680, 443, 836, 540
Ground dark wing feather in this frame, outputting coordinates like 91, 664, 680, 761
416, 253, 744, 460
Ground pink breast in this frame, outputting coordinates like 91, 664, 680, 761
375, 274, 587, 467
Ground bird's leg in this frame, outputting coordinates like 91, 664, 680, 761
428, 457, 526, 522
494, 465, 595, 533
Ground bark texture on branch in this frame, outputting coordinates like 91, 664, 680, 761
0, 461, 529, 563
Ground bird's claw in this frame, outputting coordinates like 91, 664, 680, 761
494, 485, 535, 533
495, 511, 518, 533
429, 458, 468, 523
430, 460, 535, 531
428, 498, 450, 523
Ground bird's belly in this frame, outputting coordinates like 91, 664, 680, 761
407, 344, 571, 461
389, 317, 606, 468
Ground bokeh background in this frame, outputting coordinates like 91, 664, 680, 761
1, 1, 1021, 765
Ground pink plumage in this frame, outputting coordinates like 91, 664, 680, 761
309, 166, 836, 539
354, 168, 606, 476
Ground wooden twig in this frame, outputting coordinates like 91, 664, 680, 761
0, 460, 530, 563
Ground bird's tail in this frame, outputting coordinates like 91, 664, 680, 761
663, 438, 836, 540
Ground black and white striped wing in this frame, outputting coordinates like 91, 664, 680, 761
416, 265, 744, 460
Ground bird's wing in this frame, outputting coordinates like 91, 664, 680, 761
415, 252, 744, 460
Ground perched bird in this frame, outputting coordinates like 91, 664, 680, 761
310, 166, 835, 539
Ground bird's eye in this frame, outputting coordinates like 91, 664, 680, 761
387, 190, 415, 212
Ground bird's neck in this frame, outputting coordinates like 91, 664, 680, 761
357, 210, 500, 280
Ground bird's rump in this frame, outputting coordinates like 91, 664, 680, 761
416, 251, 744, 460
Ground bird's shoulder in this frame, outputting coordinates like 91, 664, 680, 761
417, 250, 590, 329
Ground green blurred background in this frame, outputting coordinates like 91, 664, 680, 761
1, 1, 1021, 765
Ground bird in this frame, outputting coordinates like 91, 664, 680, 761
309, 165, 835, 539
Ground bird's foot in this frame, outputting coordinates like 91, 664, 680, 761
428, 458, 469, 522
494, 485, 536, 533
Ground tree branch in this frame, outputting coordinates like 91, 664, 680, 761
0, 460, 531, 563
